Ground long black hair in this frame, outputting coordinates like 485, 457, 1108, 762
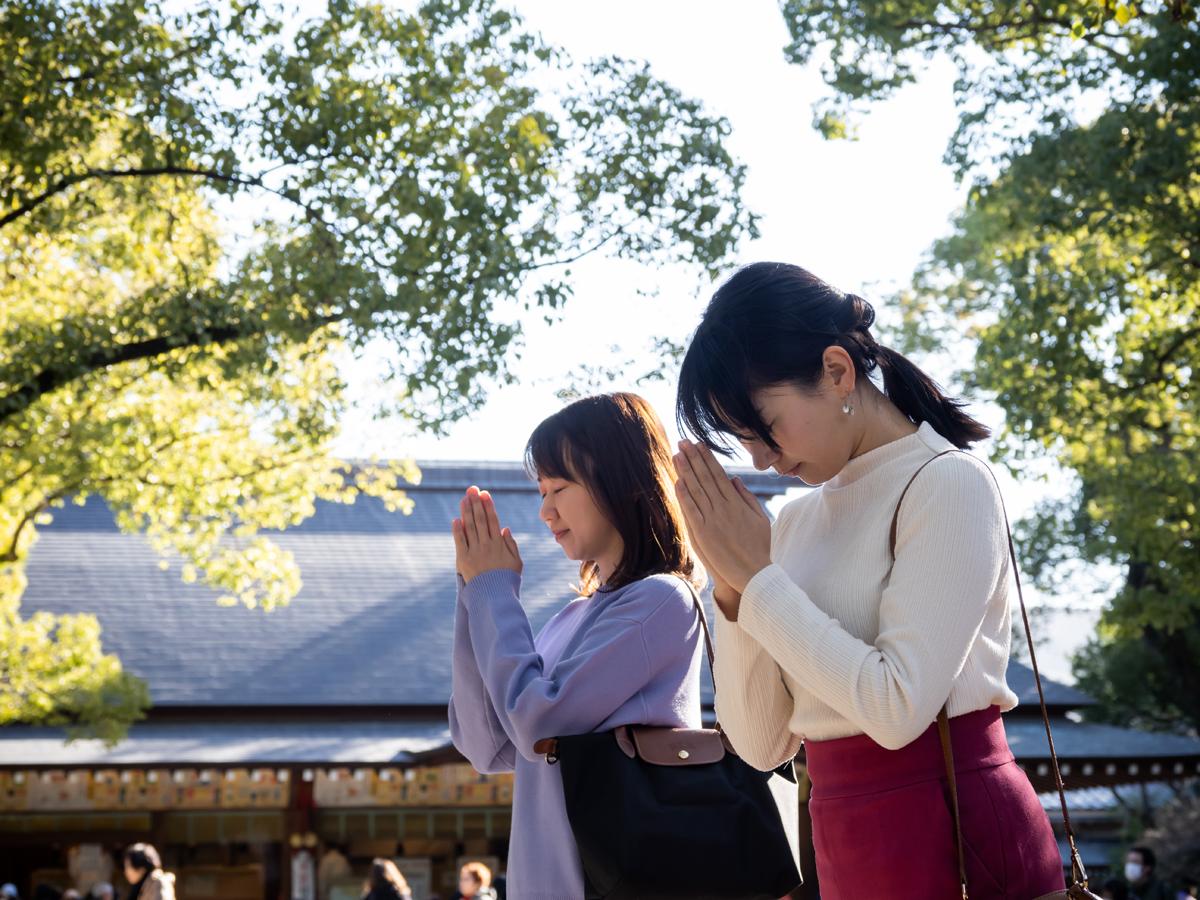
676, 262, 989, 452
122, 843, 161, 900
363, 858, 410, 900
525, 392, 697, 596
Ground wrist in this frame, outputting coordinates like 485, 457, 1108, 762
732, 557, 772, 594
461, 566, 520, 590
713, 582, 741, 603
713, 583, 742, 622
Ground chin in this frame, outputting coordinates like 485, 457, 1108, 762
795, 466, 835, 487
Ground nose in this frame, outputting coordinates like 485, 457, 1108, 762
539, 493, 555, 523
747, 442, 779, 472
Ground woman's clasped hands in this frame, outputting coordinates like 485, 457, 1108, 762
452, 485, 523, 583
672, 439, 773, 619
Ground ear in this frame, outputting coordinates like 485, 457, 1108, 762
822, 345, 857, 396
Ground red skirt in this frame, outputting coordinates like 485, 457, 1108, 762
805, 706, 1065, 900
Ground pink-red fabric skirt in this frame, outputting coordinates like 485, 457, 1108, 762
804, 706, 1065, 900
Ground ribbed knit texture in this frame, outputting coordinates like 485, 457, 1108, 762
714, 422, 1020, 768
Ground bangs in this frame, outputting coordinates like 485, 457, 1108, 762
676, 326, 778, 454
524, 413, 584, 484
523, 392, 697, 596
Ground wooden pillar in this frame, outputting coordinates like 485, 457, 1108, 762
281, 772, 316, 900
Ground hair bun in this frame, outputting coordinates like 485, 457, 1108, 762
843, 293, 876, 332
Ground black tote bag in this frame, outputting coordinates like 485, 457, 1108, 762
533, 582, 802, 900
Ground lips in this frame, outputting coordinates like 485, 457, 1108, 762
554, 529, 570, 542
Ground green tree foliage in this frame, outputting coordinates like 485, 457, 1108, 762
1143, 784, 1200, 890
0, 0, 758, 738
778, 2, 1199, 729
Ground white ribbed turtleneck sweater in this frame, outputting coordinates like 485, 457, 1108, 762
714, 422, 1020, 767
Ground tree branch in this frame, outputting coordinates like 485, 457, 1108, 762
524, 226, 626, 271
0, 321, 269, 426
1, 164, 318, 230
1153, 325, 1200, 378
896, 11, 1074, 41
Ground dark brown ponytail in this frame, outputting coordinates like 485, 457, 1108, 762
677, 262, 989, 451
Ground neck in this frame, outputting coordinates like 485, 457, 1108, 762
592, 535, 625, 587
595, 558, 617, 586
848, 383, 919, 459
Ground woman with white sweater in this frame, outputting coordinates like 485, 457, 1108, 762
672, 262, 1064, 899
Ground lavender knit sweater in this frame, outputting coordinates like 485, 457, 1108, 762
448, 569, 704, 899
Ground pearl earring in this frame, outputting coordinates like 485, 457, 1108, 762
842, 399, 854, 415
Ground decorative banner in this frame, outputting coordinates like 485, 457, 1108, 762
0, 769, 288, 811
313, 765, 513, 808
216, 769, 289, 809
26, 770, 90, 810
0, 771, 28, 810
0, 765, 510, 811
311, 768, 373, 807
290, 849, 316, 900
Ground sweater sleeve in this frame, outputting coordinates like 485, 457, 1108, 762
448, 576, 517, 773
713, 611, 803, 771
737, 454, 1007, 750
462, 569, 698, 762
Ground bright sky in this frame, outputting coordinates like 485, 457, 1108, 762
335, 0, 967, 460
326, 0, 1107, 679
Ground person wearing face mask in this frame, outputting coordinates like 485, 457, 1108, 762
1126, 846, 1174, 900
673, 262, 1065, 899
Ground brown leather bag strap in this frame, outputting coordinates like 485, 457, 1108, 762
679, 579, 726, 736
536, 578, 724, 763
1000, 502, 1088, 887
937, 706, 970, 900
889, 451, 969, 895
889, 449, 1089, 892
887, 450, 959, 553
681, 578, 717, 673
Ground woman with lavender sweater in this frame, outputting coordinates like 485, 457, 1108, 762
448, 393, 705, 900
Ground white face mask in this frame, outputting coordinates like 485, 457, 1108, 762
1125, 862, 1144, 882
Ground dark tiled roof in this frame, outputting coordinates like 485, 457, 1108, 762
1038, 781, 1179, 813
1006, 718, 1200, 761
15, 459, 1101, 719
1006, 660, 1097, 710
20, 462, 786, 709
0, 719, 452, 767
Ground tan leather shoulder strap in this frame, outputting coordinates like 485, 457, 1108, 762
889, 448, 1089, 891
534, 578, 719, 764
679, 578, 722, 730
887, 449, 958, 561
937, 706, 969, 899
681, 578, 717, 672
